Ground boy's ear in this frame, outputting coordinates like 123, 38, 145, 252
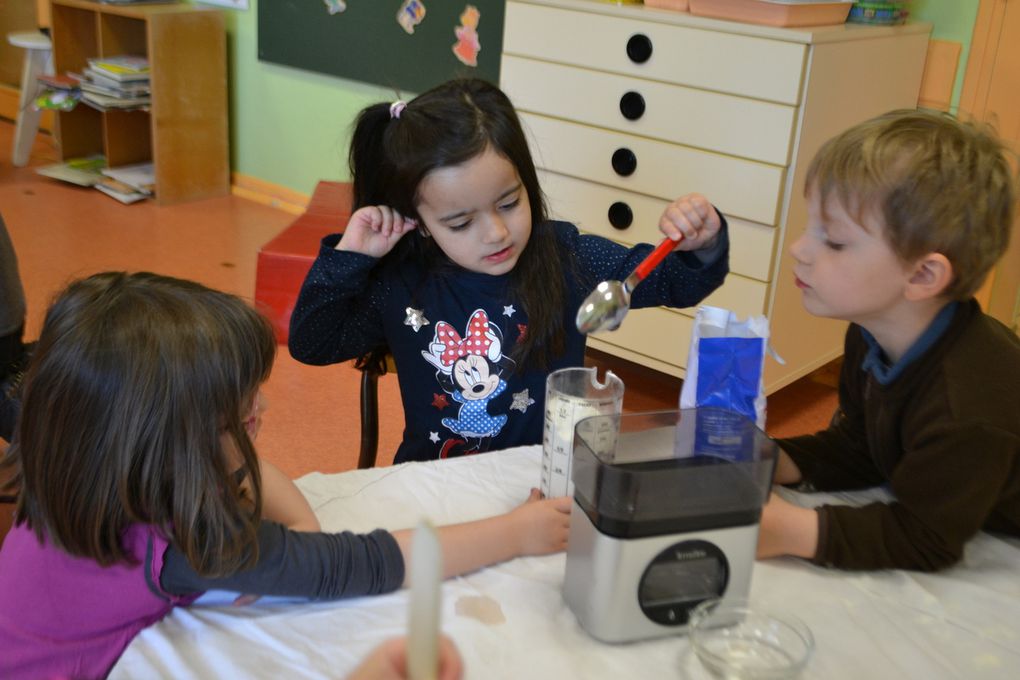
905, 253, 953, 301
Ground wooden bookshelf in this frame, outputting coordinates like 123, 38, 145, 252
49, 0, 228, 204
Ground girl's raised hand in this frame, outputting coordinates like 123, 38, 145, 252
335, 205, 418, 258
659, 193, 722, 252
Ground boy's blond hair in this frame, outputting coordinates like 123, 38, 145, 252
806, 108, 1016, 300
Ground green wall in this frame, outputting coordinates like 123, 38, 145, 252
222, 0, 980, 196
224, 0, 397, 196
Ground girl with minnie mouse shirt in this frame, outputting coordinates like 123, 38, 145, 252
289, 78, 729, 464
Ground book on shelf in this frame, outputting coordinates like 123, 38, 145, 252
35, 155, 107, 186
37, 74, 80, 91
80, 90, 151, 111
87, 55, 150, 82
79, 80, 150, 99
81, 68, 150, 94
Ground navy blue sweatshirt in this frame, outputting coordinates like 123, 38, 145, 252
289, 220, 729, 463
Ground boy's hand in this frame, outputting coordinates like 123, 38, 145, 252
336, 205, 418, 258
659, 193, 722, 252
511, 488, 571, 556
756, 492, 819, 560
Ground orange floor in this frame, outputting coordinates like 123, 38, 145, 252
0, 120, 838, 480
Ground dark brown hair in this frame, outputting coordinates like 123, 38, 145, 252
0, 272, 276, 576
348, 77, 568, 369
807, 108, 1016, 300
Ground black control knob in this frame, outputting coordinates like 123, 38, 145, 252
611, 148, 637, 177
619, 91, 646, 120
626, 34, 653, 64
608, 202, 633, 230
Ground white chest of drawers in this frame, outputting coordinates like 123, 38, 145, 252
500, 0, 931, 391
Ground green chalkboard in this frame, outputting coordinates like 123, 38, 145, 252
258, 1, 504, 95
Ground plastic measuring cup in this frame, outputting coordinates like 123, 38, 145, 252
541, 367, 624, 498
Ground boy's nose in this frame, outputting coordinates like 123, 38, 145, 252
789, 231, 809, 263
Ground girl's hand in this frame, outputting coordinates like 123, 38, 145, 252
335, 205, 418, 258
511, 488, 571, 556
658, 193, 722, 252
392, 489, 570, 581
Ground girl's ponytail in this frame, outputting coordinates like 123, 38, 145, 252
349, 103, 395, 210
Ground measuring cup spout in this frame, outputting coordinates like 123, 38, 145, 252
589, 368, 619, 391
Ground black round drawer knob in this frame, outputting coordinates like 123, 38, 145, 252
619, 91, 646, 120
608, 202, 634, 230
611, 148, 637, 177
626, 34, 653, 64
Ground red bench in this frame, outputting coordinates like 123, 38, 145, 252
254, 181, 353, 344
254, 181, 387, 468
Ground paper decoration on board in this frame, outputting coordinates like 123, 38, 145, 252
398, 0, 427, 34
452, 5, 481, 67
323, 0, 347, 14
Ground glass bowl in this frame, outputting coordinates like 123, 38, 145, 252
688, 598, 814, 680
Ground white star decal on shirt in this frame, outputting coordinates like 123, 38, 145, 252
429, 431, 440, 443
404, 307, 429, 332
510, 389, 535, 413
503, 304, 516, 317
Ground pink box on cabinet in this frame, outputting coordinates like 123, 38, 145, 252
645, 0, 690, 11
689, 0, 852, 27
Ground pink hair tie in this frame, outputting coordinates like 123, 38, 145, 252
389, 101, 407, 119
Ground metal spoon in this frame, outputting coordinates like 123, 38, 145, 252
576, 236, 679, 334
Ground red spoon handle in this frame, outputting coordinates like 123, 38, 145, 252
634, 236, 679, 281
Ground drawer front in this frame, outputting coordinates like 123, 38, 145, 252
502, 55, 797, 166
504, 1, 807, 105
540, 170, 777, 282
522, 112, 785, 225
589, 306, 694, 368
693, 273, 768, 319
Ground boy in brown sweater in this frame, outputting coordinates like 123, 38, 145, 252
758, 109, 1020, 571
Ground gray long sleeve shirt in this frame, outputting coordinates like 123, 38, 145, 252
160, 521, 405, 599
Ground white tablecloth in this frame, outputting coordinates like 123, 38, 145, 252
112, 446, 1020, 679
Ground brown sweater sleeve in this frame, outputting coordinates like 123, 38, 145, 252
813, 423, 1016, 571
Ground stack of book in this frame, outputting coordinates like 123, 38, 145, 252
36, 156, 156, 205
76, 55, 151, 111
95, 162, 156, 204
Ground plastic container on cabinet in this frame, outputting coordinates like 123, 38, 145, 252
688, 0, 853, 27
847, 1, 909, 25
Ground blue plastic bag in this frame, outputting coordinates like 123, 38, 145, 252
679, 306, 775, 460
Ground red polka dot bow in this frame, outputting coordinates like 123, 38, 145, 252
435, 310, 493, 367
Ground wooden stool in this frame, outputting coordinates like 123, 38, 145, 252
7, 30, 52, 167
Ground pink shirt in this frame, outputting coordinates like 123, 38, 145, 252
0, 523, 200, 679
